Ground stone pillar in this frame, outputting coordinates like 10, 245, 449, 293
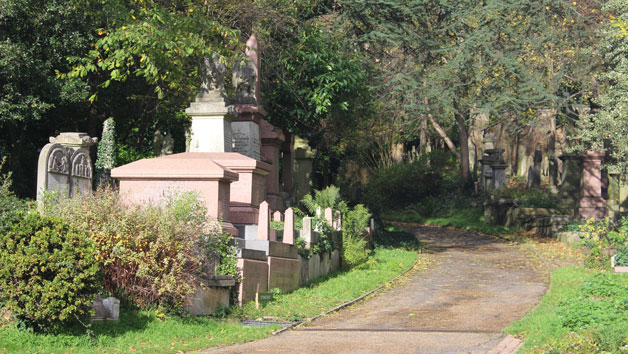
284, 208, 295, 245
300, 216, 318, 246
324, 208, 333, 226
559, 153, 582, 205
260, 120, 285, 210
258, 201, 270, 241
334, 210, 342, 231
578, 151, 607, 218
185, 75, 234, 153
37, 132, 98, 204
527, 150, 542, 189
271, 210, 282, 241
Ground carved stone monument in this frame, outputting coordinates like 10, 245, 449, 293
186, 54, 234, 153
232, 35, 263, 161
36, 132, 97, 202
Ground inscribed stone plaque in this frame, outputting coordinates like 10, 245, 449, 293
268, 256, 300, 293
231, 121, 261, 160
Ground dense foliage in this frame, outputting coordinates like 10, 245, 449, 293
42, 189, 238, 310
0, 212, 101, 331
362, 151, 459, 215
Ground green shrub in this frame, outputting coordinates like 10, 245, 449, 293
0, 212, 101, 331
43, 189, 237, 310
362, 150, 458, 215
615, 244, 628, 266
341, 204, 372, 268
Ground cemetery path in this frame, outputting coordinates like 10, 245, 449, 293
203, 225, 548, 354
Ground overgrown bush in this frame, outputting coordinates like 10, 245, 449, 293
43, 189, 238, 310
362, 150, 458, 215
342, 204, 372, 268
0, 212, 101, 331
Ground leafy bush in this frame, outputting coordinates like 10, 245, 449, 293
0, 212, 101, 331
43, 189, 237, 310
615, 244, 628, 266
362, 150, 458, 215
341, 204, 372, 268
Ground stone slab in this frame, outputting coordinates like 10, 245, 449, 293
241, 240, 298, 259
186, 287, 230, 315
237, 258, 269, 304
268, 256, 300, 293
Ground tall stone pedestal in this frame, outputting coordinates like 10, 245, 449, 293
578, 151, 607, 218
232, 105, 263, 160
260, 120, 285, 210
186, 92, 234, 153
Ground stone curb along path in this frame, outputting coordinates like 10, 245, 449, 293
204, 224, 549, 354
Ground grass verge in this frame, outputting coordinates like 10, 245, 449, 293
0, 313, 273, 354
507, 267, 628, 353
232, 248, 419, 322
0, 248, 418, 354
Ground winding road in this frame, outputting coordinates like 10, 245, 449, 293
204, 225, 548, 354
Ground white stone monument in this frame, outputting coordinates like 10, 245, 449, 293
186, 55, 234, 153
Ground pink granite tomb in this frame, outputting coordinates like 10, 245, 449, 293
111, 152, 239, 235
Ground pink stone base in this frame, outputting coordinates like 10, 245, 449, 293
578, 196, 607, 218
237, 258, 269, 304
615, 266, 628, 273
230, 204, 259, 225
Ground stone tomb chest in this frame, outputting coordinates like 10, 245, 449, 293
111, 152, 239, 234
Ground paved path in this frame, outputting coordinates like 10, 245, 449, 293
204, 225, 548, 354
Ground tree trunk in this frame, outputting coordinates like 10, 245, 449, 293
419, 115, 429, 156
454, 101, 472, 190
427, 115, 460, 160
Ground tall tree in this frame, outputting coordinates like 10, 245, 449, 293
340, 0, 601, 189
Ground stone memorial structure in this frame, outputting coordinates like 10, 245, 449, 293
186, 55, 234, 153
527, 150, 542, 189
111, 152, 239, 235
231, 35, 263, 160
261, 120, 286, 210
293, 136, 315, 203
36, 132, 98, 203
559, 153, 582, 205
479, 149, 507, 191
578, 150, 607, 218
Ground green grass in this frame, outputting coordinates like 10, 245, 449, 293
0, 311, 274, 354
0, 248, 418, 354
233, 248, 419, 322
384, 206, 518, 236
506, 266, 590, 352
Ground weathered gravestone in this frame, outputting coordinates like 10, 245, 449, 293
527, 150, 543, 189
37, 133, 98, 202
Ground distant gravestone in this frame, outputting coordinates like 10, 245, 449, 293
37, 133, 97, 202
527, 150, 542, 189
